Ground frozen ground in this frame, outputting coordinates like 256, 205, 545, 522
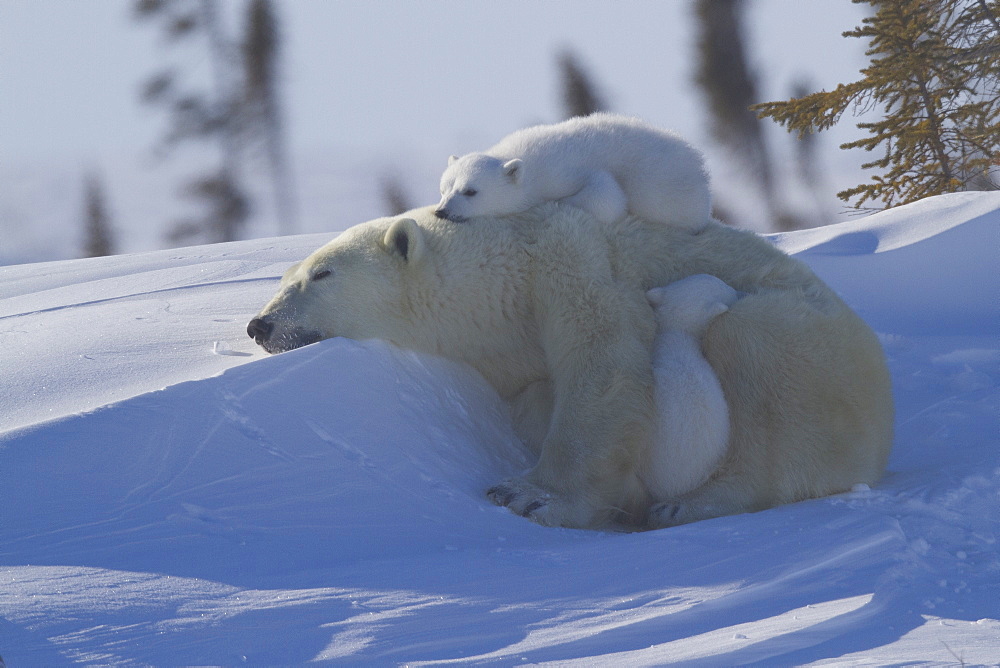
1, 192, 998, 665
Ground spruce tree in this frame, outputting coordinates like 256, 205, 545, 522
136, 0, 251, 244
790, 79, 830, 224
694, 0, 771, 191
82, 173, 116, 258
557, 50, 607, 119
243, 0, 297, 235
380, 175, 413, 216
753, 0, 1000, 209
693, 0, 804, 230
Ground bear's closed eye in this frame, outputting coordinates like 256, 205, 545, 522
312, 270, 332, 281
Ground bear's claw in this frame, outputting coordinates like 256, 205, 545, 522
487, 479, 555, 521
520, 499, 548, 517
649, 502, 682, 527
486, 483, 518, 507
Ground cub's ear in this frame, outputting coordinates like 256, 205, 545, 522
383, 217, 424, 264
503, 158, 522, 183
448, 155, 459, 166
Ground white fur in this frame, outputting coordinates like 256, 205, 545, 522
250, 204, 894, 531
644, 274, 739, 499
436, 113, 711, 231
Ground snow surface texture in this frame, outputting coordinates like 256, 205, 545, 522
1, 192, 998, 665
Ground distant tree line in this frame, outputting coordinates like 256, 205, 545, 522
544, 0, 998, 228
94, 0, 995, 257
693, 0, 820, 230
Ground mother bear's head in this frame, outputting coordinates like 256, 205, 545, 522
247, 216, 425, 354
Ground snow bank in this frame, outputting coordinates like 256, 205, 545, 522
773, 191, 999, 335
1, 193, 998, 665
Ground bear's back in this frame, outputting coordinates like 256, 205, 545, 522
488, 113, 657, 163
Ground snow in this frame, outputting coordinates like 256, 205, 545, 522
1, 192, 998, 665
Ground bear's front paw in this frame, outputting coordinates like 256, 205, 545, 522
487, 478, 553, 520
488, 476, 599, 527
487, 477, 604, 528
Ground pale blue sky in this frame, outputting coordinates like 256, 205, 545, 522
0, 1, 868, 158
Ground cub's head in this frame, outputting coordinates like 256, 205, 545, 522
646, 274, 740, 337
435, 153, 524, 223
248, 217, 426, 354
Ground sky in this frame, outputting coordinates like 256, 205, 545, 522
0, 0, 872, 260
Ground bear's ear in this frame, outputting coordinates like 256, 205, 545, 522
503, 158, 522, 183
448, 155, 459, 166
383, 217, 424, 264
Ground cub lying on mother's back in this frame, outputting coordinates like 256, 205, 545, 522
435, 112, 711, 231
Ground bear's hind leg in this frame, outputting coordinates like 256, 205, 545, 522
561, 170, 627, 224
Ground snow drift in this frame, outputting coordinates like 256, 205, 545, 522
1, 192, 998, 665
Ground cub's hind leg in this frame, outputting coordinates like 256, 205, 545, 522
561, 170, 628, 224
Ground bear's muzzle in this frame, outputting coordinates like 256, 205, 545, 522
246, 317, 274, 344
246, 316, 323, 354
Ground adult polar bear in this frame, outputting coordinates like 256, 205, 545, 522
247, 205, 894, 530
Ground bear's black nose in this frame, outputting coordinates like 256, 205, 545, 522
247, 317, 273, 343
434, 207, 448, 219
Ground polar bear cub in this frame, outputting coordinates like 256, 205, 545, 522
435, 113, 711, 231
643, 274, 740, 500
